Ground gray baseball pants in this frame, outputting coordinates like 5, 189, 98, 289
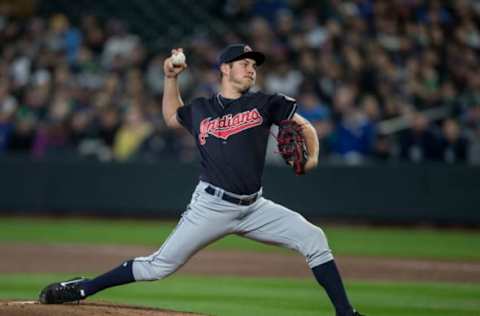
132, 181, 333, 281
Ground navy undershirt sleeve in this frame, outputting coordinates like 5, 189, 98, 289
265, 93, 298, 125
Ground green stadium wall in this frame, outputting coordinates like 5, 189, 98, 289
0, 157, 479, 224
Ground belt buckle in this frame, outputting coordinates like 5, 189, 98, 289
240, 194, 256, 206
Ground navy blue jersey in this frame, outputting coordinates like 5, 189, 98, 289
177, 91, 297, 195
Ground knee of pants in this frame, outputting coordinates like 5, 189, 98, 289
132, 256, 185, 281
300, 226, 334, 268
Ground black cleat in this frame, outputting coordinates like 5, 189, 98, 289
352, 310, 365, 316
39, 277, 89, 304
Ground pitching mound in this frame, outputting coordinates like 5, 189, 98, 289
0, 301, 207, 316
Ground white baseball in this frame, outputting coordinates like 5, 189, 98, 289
171, 52, 186, 66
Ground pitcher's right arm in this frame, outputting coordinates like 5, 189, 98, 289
162, 48, 187, 129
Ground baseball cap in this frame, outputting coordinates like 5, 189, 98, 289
218, 44, 266, 66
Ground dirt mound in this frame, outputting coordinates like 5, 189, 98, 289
0, 301, 206, 316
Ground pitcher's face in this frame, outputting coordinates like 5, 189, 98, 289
224, 58, 257, 92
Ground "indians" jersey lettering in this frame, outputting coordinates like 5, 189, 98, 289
199, 108, 263, 145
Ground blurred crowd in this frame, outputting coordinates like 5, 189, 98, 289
0, 0, 479, 165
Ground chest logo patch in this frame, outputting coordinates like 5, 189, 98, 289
199, 108, 263, 145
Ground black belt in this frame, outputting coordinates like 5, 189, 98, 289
205, 186, 259, 206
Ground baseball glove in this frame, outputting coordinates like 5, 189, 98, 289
277, 120, 308, 175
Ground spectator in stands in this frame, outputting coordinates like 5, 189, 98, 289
264, 58, 303, 97
464, 105, 480, 164
297, 90, 333, 157
7, 113, 36, 154
0, 0, 479, 165
102, 19, 142, 70
32, 119, 70, 158
0, 107, 13, 154
399, 113, 441, 163
96, 107, 120, 149
113, 107, 153, 161
69, 109, 94, 148
46, 14, 82, 65
80, 15, 106, 55
0, 81, 16, 153
330, 85, 376, 164
439, 118, 468, 164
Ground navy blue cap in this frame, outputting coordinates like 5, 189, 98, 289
218, 44, 265, 66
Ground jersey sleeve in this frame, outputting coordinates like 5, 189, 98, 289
265, 93, 298, 125
176, 104, 193, 133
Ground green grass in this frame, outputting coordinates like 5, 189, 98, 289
1, 274, 479, 316
1, 218, 479, 315
0, 217, 479, 260
323, 226, 479, 260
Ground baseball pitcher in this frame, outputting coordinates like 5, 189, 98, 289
39, 44, 364, 316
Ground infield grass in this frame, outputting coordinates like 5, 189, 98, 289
0, 217, 479, 260
0, 274, 479, 316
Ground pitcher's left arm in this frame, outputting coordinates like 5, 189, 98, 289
291, 113, 319, 172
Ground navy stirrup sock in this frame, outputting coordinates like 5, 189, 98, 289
81, 260, 135, 296
312, 260, 353, 316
